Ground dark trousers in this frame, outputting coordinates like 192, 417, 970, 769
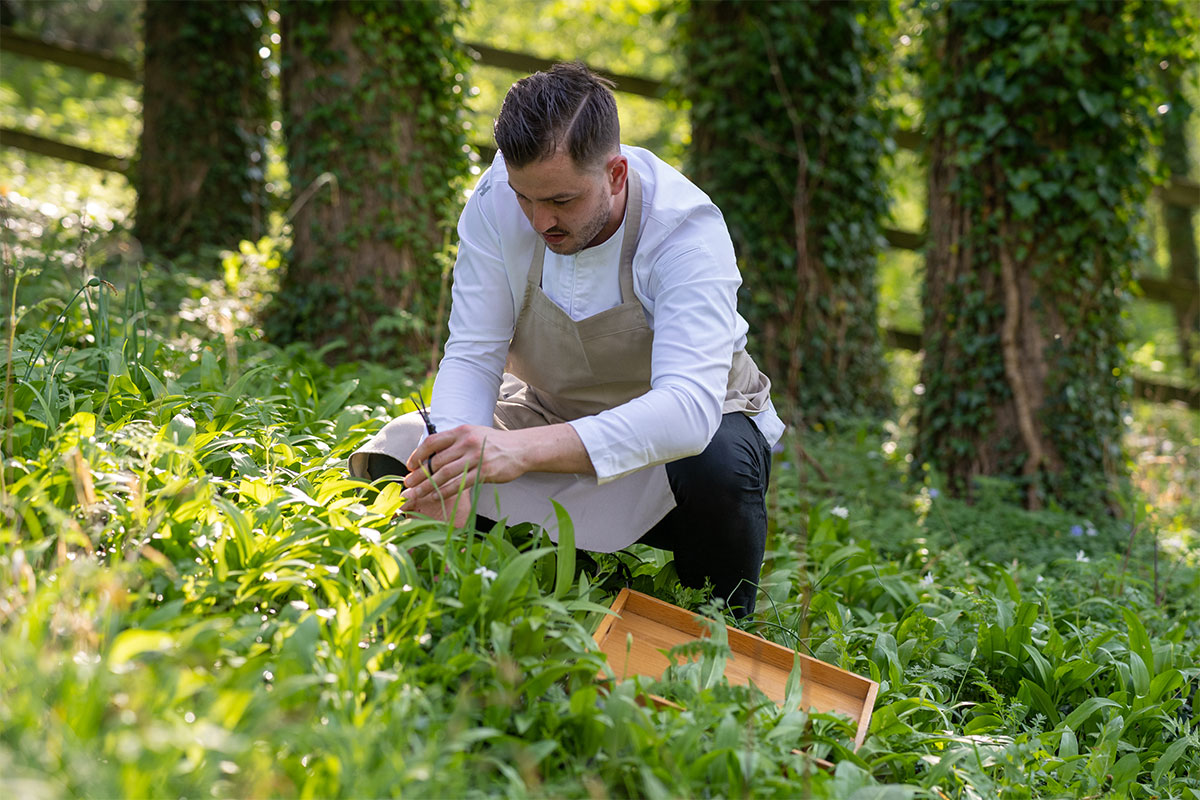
364, 412, 772, 617
636, 412, 771, 618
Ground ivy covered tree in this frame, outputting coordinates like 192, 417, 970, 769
911, 0, 1197, 510
135, 0, 270, 259
1161, 66, 1198, 370
682, 0, 895, 422
267, 0, 470, 365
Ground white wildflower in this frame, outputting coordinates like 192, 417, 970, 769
831, 506, 850, 519
1076, 550, 1089, 563
474, 566, 498, 580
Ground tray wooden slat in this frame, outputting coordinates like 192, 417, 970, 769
592, 589, 878, 750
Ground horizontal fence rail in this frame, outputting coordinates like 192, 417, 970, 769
0, 126, 129, 173
0, 26, 137, 81
881, 327, 1197, 409
463, 41, 666, 99
1, 26, 1196, 408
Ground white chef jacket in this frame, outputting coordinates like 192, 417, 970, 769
431, 145, 784, 484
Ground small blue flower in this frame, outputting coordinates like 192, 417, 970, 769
928, 488, 940, 499
1069, 525, 1084, 537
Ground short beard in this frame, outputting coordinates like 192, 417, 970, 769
551, 202, 612, 255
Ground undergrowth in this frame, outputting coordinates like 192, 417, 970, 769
1, 201, 1198, 798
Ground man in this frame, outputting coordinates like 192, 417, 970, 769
350, 63, 783, 617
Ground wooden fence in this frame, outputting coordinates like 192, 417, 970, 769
1, 25, 1196, 408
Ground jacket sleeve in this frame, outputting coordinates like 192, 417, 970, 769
430, 169, 513, 431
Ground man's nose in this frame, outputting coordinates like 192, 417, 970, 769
532, 204, 557, 233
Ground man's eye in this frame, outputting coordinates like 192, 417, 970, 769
553, 198, 571, 206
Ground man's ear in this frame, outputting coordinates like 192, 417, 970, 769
606, 154, 628, 196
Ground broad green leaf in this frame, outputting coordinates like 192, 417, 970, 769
215, 498, 256, 568
1109, 752, 1141, 790
369, 482, 406, 517
1019, 678, 1058, 723
139, 364, 168, 400
964, 714, 1002, 734
1063, 697, 1120, 732
1121, 606, 1154, 679
199, 349, 222, 392
783, 652, 805, 713
551, 499, 575, 600
1021, 643, 1053, 688
359, 589, 402, 637
238, 478, 277, 506
1151, 735, 1195, 783
108, 629, 175, 666
1129, 650, 1150, 697
214, 363, 274, 418
315, 378, 360, 422
1146, 669, 1184, 705
278, 485, 321, 508
998, 569, 1021, 602
165, 413, 196, 446
485, 547, 552, 618
67, 411, 96, 438
872, 632, 902, 685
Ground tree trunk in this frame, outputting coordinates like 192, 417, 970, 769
1161, 69, 1199, 370
268, 0, 468, 365
135, 0, 268, 259
684, 0, 893, 423
912, 1, 1174, 511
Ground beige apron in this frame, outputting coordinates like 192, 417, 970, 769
350, 169, 772, 551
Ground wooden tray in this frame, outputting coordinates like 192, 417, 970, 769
592, 588, 878, 750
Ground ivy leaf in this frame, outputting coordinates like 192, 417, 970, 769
981, 18, 1010, 39
979, 108, 1006, 140
1033, 181, 1061, 201
1010, 192, 1038, 220
1077, 89, 1098, 117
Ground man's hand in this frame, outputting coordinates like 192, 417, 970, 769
400, 423, 594, 519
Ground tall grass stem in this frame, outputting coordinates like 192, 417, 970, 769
1, 198, 15, 506
22, 277, 101, 384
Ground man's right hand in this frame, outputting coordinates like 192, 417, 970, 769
400, 423, 595, 518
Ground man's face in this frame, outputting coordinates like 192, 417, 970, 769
507, 150, 626, 256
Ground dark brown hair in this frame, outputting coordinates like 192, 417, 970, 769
493, 62, 620, 170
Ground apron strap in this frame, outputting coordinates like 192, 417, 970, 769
618, 167, 643, 304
